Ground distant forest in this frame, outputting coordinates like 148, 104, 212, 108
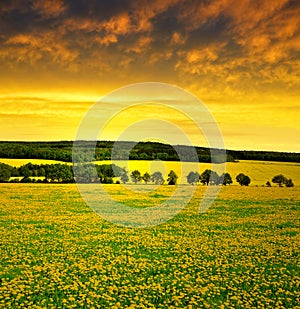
0, 141, 299, 163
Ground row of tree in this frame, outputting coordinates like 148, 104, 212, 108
186, 170, 233, 185
0, 162, 295, 187
188, 171, 294, 187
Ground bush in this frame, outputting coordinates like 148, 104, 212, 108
167, 170, 178, 185
236, 173, 251, 186
221, 173, 233, 186
285, 179, 294, 187
272, 174, 287, 187
187, 171, 200, 185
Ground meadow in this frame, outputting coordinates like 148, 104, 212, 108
0, 184, 299, 308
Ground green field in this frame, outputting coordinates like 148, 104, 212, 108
0, 184, 299, 308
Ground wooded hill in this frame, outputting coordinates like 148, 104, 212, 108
0, 141, 299, 163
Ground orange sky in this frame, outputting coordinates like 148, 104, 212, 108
0, 0, 299, 152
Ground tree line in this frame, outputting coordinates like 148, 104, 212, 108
0, 162, 122, 184
1, 141, 299, 163
0, 162, 294, 187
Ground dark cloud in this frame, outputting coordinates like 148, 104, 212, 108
0, 7, 39, 35
0, 0, 299, 94
66, 0, 133, 19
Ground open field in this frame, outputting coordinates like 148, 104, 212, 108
225, 160, 300, 187
0, 184, 299, 308
1, 158, 300, 186
0, 158, 71, 167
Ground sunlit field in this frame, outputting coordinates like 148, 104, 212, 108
110, 159, 300, 186
0, 184, 299, 308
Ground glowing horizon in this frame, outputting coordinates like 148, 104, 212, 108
0, 1, 299, 152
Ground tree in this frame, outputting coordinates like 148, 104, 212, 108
131, 170, 142, 184
151, 171, 164, 185
266, 181, 271, 187
236, 173, 251, 186
38, 167, 46, 177
46, 164, 73, 183
242, 175, 251, 186
20, 176, 32, 183
200, 169, 211, 185
285, 179, 294, 187
210, 171, 219, 185
73, 163, 98, 183
0, 163, 11, 182
220, 172, 233, 185
60, 165, 74, 183
142, 172, 151, 184
120, 169, 129, 184
199, 169, 219, 185
236, 173, 245, 185
187, 171, 200, 185
272, 174, 287, 187
18, 165, 31, 177
167, 170, 178, 185
97, 164, 123, 178
96, 164, 124, 183
32, 169, 38, 177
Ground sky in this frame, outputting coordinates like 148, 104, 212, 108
0, 0, 299, 152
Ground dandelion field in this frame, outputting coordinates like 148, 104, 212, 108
0, 184, 299, 308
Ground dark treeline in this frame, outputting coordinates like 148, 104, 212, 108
0, 141, 299, 163
0, 162, 124, 184
0, 141, 73, 162
226, 149, 300, 163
